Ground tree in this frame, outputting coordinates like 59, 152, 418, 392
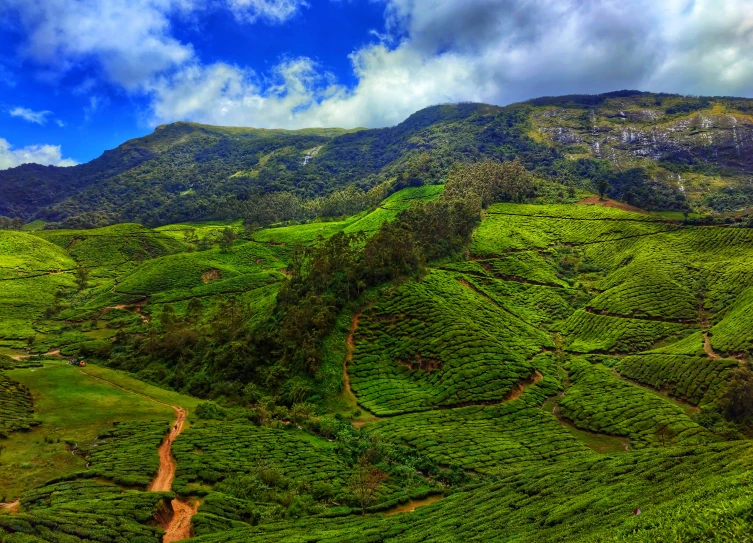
350, 455, 387, 514
444, 158, 535, 207
75, 265, 88, 291
720, 361, 753, 423
655, 423, 675, 447
219, 227, 237, 253
597, 178, 609, 200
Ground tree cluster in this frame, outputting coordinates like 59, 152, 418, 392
443, 158, 536, 207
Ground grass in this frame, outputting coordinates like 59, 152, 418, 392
0, 361, 198, 500
348, 270, 551, 415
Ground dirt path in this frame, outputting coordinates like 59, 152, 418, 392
78, 370, 187, 491
149, 407, 187, 492
704, 333, 720, 359
76, 369, 197, 541
0, 500, 20, 514
575, 196, 650, 215
384, 495, 443, 516
163, 499, 199, 542
11, 349, 61, 361
76, 370, 186, 490
99, 302, 149, 322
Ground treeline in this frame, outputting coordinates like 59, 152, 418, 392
0, 216, 23, 230
224, 184, 391, 226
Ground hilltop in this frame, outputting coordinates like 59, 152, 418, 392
3, 91, 753, 228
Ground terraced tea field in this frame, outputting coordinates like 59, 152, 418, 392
2, 195, 753, 542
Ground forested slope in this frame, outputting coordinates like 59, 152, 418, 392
4, 91, 753, 229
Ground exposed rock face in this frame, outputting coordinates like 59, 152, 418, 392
533, 101, 753, 173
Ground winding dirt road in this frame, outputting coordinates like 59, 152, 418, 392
75, 369, 197, 542
703, 333, 720, 359
163, 499, 199, 543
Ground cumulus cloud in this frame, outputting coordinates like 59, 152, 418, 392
1, 0, 308, 89
146, 0, 753, 129
10, 106, 53, 125
4, 0, 753, 130
2, 0, 194, 90
0, 138, 77, 170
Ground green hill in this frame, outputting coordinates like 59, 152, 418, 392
4, 92, 753, 229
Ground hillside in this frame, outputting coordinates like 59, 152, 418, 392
2, 179, 753, 541
3, 92, 753, 228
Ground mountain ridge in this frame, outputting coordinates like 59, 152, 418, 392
2, 91, 753, 227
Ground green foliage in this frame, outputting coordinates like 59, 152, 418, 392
617, 354, 739, 406
718, 361, 753, 423
80, 421, 168, 487
443, 158, 535, 206
349, 270, 550, 415
185, 442, 753, 543
559, 359, 712, 447
0, 479, 167, 543
0, 374, 40, 437
7, 92, 753, 229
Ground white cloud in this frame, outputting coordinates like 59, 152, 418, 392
3, 0, 195, 90
0, 138, 77, 170
146, 0, 753, 130
226, 0, 308, 23
10, 106, 53, 125
2, 0, 308, 90
5, 0, 753, 131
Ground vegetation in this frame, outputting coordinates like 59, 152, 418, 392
4, 92, 753, 230
4, 123, 753, 541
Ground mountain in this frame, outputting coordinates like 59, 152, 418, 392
2, 91, 753, 227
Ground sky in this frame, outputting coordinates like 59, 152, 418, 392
0, 0, 752, 168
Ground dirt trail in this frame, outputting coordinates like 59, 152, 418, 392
704, 333, 720, 359
76, 369, 197, 542
11, 349, 61, 361
99, 302, 149, 322
575, 196, 650, 215
0, 501, 20, 514
163, 499, 199, 542
149, 407, 187, 492
384, 495, 443, 516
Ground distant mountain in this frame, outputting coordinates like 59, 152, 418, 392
2, 91, 753, 227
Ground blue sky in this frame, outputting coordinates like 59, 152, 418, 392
1, 0, 752, 168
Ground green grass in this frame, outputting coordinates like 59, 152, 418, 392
34, 223, 186, 275
1, 479, 169, 543
254, 217, 361, 245
0, 361, 197, 499
0, 231, 77, 341
186, 442, 753, 543
616, 353, 739, 406
113, 242, 284, 305
4, 198, 753, 542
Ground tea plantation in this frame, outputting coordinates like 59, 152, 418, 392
2, 193, 753, 541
